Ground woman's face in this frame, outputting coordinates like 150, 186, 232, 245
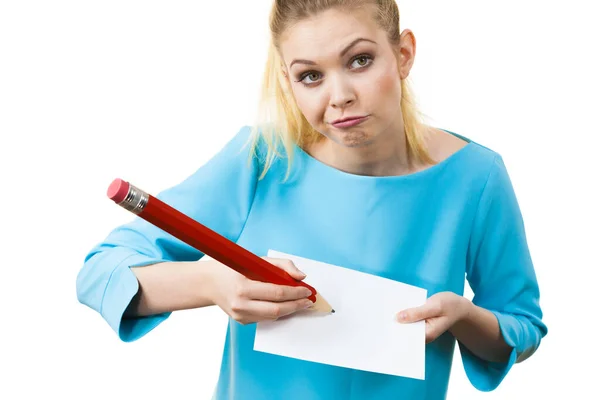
279, 7, 416, 148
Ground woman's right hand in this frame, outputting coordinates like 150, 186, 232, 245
207, 257, 314, 325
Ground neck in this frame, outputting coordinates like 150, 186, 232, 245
310, 127, 426, 177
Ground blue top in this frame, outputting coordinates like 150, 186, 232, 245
77, 126, 547, 399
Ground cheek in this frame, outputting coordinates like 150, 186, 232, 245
293, 90, 325, 122
361, 66, 401, 120
374, 67, 401, 102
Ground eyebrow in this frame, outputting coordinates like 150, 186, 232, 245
289, 37, 377, 69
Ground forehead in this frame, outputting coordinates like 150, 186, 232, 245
280, 7, 383, 65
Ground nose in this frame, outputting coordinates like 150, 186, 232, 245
328, 75, 356, 109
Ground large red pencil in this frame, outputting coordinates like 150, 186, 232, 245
106, 178, 333, 313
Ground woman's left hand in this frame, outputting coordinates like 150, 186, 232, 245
396, 292, 470, 343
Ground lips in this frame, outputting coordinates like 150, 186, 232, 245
331, 115, 369, 129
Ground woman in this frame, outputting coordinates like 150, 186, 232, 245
76, 1, 547, 398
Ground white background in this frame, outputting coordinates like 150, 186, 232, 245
1, 0, 598, 398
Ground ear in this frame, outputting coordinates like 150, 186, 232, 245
396, 29, 417, 80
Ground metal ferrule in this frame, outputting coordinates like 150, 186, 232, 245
118, 183, 148, 214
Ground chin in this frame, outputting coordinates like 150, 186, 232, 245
330, 129, 376, 148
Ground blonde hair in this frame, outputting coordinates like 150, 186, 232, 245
247, 0, 434, 181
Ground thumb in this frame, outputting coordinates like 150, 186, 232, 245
263, 257, 307, 281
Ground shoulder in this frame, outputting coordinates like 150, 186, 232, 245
438, 128, 505, 169
428, 127, 515, 199
224, 125, 256, 156
448, 131, 518, 207
429, 127, 500, 162
178, 125, 267, 185
230, 124, 272, 162
206, 125, 270, 168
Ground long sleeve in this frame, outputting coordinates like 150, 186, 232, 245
76, 126, 260, 342
462, 155, 548, 391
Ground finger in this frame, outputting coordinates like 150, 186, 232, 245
425, 317, 451, 343
242, 298, 314, 321
396, 301, 442, 323
242, 280, 313, 302
262, 257, 307, 281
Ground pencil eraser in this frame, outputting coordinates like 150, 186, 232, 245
107, 178, 130, 203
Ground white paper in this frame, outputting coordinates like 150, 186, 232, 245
253, 249, 427, 380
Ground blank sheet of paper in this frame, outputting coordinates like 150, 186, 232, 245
253, 249, 427, 380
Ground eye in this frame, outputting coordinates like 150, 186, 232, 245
295, 54, 374, 86
351, 54, 373, 69
297, 72, 321, 85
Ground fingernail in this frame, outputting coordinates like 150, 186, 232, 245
396, 312, 406, 322
303, 300, 313, 308
303, 288, 312, 296
299, 271, 307, 278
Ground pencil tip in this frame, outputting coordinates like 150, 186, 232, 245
331, 309, 335, 313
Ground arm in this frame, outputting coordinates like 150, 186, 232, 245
460, 154, 548, 390
449, 299, 513, 363
398, 292, 514, 364
396, 154, 546, 389
76, 126, 261, 341
123, 260, 216, 318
